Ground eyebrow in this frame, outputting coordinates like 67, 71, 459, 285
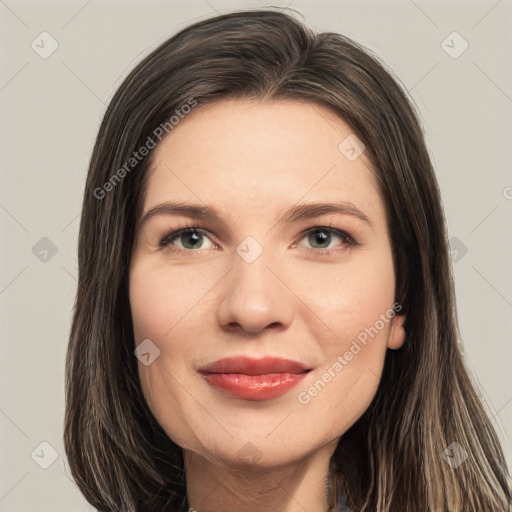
139, 200, 372, 229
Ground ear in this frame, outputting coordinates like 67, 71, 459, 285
387, 313, 406, 350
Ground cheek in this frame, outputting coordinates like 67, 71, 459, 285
130, 267, 208, 447
130, 264, 166, 342
293, 248, 395, 419
129, 267, 200, 399
300, 246, 396, 345
129, 264, 214, 342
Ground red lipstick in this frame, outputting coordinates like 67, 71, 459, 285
198, 356, 311, 401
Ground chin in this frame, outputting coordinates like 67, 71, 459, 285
179, 421, 334, 471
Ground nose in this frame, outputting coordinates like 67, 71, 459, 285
217, 254, 295, 334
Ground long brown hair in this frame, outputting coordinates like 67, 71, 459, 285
64, 9, 511, 511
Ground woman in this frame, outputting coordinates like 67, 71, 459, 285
64, 9, 511, 512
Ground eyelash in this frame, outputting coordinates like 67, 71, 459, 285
158, 222, 360, 257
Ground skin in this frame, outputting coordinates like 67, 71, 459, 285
129, 98, 406, 512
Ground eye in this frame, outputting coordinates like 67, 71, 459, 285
294, 226, 359, 255
159, 225, 359, 256
159, 227, 217, 253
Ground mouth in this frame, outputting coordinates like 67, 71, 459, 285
198, 356, 312, 401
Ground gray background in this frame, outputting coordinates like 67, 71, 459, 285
0, 0, 511, 510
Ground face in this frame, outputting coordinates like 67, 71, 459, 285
129, 98, 405, 468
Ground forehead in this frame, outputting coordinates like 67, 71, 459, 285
144, 98, 383, 223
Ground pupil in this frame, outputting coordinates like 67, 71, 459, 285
310, 229, 330, 248
183, 230, 202, 249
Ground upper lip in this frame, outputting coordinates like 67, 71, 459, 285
199, 356, 312, 376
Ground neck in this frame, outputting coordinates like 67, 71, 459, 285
184, 439, 338, 512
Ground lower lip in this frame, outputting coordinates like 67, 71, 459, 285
200, 372, 309, 401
